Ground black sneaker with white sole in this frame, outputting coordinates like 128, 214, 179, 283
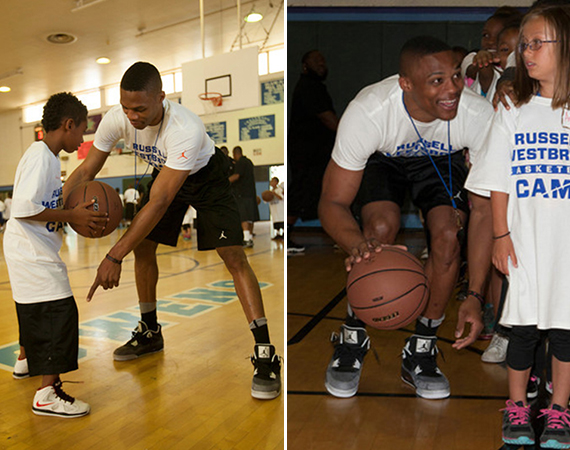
113, 321, 164, 361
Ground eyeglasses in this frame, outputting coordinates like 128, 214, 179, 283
518, 39, 558, 53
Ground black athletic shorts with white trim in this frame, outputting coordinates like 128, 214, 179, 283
353, 151, 469, 219
143, 147, 243, 250
16, 296, 79, 377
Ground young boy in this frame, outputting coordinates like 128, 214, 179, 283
3, 92, 107, 417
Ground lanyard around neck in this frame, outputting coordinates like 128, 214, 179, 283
402, 92, 457, 210
133, 118, 164, 190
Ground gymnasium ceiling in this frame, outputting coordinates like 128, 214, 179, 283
0, 0, 284, 115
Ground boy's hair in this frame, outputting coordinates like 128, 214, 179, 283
515, 4, 570, 108
41, 92, 88, 133
399, 36, 451, 76
121, 61, 162, 93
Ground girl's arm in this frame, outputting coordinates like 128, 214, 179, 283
490, 190, 517, 275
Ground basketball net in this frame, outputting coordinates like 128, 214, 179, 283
199, 92, 223, 115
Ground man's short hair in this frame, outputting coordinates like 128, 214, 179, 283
42, 92, 88, 132
121, 61, 163, 93
301, 50, 319, 64
399, 36, 452, 76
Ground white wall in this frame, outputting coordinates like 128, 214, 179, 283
201, 103, 284, 166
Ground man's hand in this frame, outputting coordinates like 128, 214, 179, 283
453, 295, 484, 350
345, 242, 407, 272
87, 257, 122, 301
492, 80, 516, 111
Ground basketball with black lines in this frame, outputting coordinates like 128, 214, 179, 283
346, 247, 429, 330
64, 181, 123, 238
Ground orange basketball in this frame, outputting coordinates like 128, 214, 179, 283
346, 247, 429, 330
262, 190, 275, 202
64, 181, 123, 238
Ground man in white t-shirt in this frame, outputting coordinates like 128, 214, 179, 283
122, 184, 140, 226
64, 62, 281, 400
319, 36, 494, 400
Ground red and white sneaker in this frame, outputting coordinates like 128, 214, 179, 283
32, 379, 90, 418
13, 357, 29, 379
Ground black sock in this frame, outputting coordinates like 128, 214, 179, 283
346, 313, 367, 328
415, 319, 438, 337
142, 310, 158, 331
251, 324, 270, 344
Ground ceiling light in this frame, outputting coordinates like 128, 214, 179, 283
96, 57, 111, 65
244, 10, 263, 23
0, 86, 10, 93
46, 33, 77, 44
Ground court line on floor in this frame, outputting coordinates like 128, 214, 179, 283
286, 390, 509, 400
287, 288, 346, 346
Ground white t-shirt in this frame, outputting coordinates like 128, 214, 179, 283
466, 96, 570, 329
332, 75, 494, 171
123, 187, 140, 204
3, 142, 72, 304
94, 99, 215, 174
461, 51, 502, 102
269, 184, 284, 222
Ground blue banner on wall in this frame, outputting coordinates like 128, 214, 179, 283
261, 79, 284, 105
239, 115, 276, 141
205, 122, 227, 144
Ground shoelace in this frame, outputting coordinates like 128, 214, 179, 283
539, 407, 570, 429
501, 400, 531, 425
53, 379, 78, 404
331, 333, 370, 369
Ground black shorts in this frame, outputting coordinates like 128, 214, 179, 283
354, 151, 469, 219
125, 203, 136, 221
143, 148, 243, 250
16, 296, 79, 377
235, 196, 260, 223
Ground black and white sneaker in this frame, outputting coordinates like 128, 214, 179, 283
33, 379, 90, 418
251, 344, 282, 400
325, 325, 370, 398
401, 335, 450, 399
113, 321, 164, 361
287, 239, 305, 254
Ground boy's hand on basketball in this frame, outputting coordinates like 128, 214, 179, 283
344, 242, 408, 272
492, 80, 516, 111
453, 296, 484, 350
87, 256, 121, 302
71, 199, 109, 234
492, 236, 517, 276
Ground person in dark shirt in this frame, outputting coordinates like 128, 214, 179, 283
287, 50, 339, 254
229, 146, 259, 247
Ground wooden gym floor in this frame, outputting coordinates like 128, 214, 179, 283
287, 229, 512, 450
0, 221, 284, 449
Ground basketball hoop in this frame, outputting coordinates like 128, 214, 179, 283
199, 92, 223, 115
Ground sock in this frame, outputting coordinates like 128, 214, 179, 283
346, 304, 366, 328
250, 317, 270, 344
415, 315, 445, 337
140, 302, 158, 331
244, 230, 252, 241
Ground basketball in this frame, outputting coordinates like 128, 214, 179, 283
262, 190, 275, 202
64, 181, 123, 238
346, 247, 429, 330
